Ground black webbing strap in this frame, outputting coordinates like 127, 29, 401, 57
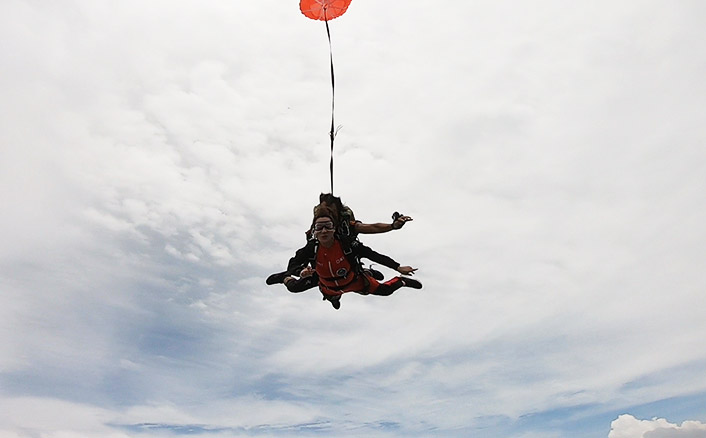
325, 15, 336, 195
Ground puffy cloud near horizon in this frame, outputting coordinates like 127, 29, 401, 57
610, 415, 706, 438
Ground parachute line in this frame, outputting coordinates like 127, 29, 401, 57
300, 0, 352, 195
326, 15, 336, 195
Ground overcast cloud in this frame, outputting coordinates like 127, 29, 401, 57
1, 1, 705, 437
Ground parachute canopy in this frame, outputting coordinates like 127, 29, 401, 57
300, 0, 352, 21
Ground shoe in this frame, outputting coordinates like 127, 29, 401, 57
365, 268, 384, 281
325, 295, 341, 310
400, 277, 422, 289
266, 271, 287, 285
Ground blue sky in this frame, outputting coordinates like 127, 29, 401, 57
1, 1, 706, 437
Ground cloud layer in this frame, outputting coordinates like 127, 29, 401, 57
2, 0, 705, 437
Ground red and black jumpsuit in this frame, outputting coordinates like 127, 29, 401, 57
286, 237, 405, 297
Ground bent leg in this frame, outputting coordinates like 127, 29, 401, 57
284, 275, 319, 293
370, 277, 422, 296
370, 277, 404, 296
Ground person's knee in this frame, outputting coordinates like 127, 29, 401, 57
372, 287, 394, 296
286, 277, 315, 293
284, 277, 300, 292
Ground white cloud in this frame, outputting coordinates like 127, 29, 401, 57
610, 415, 706, 438
0, 397, 131, 438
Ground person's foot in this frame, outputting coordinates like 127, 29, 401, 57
328, 295, 341, 310
266, 272, 287, 285
400, 277, 422, 289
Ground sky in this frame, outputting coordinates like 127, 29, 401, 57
1, 0, 706, 437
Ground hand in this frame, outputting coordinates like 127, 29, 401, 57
397, 266, 417, 275
300, 267, 315, 278
392, 215, 413, 229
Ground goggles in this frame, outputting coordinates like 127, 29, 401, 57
313, 221, 335, 231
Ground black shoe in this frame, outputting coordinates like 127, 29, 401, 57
266, 271, 287, 285
325, 295, 341, 310
365, 268, 384, 281
400, 277, 422, 289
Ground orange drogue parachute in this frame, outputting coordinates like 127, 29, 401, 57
300, 0, 352, 21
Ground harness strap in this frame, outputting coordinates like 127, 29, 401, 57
320, 277, 357, 291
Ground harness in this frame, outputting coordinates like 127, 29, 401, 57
309, 233, 368, 292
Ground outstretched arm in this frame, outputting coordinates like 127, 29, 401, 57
354, 215, 413, 234
358, 244, 418, 276
356, 242, 400, 270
